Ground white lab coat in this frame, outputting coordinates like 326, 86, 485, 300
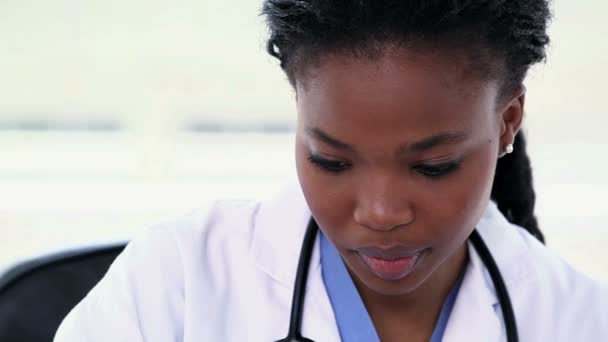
54, 182, 608, 341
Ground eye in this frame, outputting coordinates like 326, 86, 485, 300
307, 153, 352, 173
413, 161, 460, 178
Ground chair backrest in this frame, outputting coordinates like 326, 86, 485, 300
0, 242, 127, 342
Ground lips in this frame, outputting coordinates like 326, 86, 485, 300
357, 246, 425, 281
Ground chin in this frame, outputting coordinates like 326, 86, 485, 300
362, 272, 428, 297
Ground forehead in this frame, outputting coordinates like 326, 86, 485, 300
296, 50, 500, 142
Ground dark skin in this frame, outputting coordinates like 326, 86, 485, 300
294, 48, 524, 341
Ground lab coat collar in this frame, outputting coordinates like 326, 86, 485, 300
443, 201, 532, 341
251, 179, 315, 287
252, 181, 531, 341
441, 236, 503, 341
251, 180, 341, 340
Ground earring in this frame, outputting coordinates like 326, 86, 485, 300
505, 143, 514, 154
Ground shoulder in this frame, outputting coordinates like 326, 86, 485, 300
479, 203, 608, 339
102, 179, 304, 288
159, 198, 263, 250
515, 228, 608, 339
477, 202, 606, 295
514, 225, 608, 312
108, 198, 262, 279
54, 196, 267, 341
506, 219, 607, 306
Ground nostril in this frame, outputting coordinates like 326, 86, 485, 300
353, 205, 415, 232
362, 222, 408, 232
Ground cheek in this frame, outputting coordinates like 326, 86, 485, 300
295, 140, 354, 234
421, 144, 497, 244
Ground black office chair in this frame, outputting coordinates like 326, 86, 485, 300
0, 242, 127, 342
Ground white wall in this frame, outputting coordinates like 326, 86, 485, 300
0, 1, 606, 281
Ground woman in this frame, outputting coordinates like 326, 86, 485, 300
55, 1, 607, 341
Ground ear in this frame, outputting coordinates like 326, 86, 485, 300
498, 85, 525, 158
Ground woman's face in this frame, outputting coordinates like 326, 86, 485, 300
295, 49, 522, 297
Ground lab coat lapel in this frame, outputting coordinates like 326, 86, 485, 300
252, 180, 341, 341
251, 181, 311, 286
441, 240, 503, 342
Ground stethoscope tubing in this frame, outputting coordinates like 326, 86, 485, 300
275, 218, 318, 342
469, 229, 518, 342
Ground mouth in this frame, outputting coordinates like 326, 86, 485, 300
356, 246, 426, 281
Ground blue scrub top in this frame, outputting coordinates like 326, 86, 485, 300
320, 232, 463, 342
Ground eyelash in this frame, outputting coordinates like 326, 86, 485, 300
413, 161, 460, 178
307, 154, 352, 173
307, 153, 460, 178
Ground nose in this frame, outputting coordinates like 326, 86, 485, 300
353, 181, 415, 232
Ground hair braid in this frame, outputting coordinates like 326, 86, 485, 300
492, 132, 544, 243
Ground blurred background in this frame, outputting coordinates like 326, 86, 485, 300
0, 0, 606, 282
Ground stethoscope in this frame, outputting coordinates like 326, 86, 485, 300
276, 218, 518, 342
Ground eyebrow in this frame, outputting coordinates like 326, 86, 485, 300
305, 127, 357, 152
305, 126, 468, 154
407, 131, 469, 152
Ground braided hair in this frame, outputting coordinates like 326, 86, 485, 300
263, 0, 549, 243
